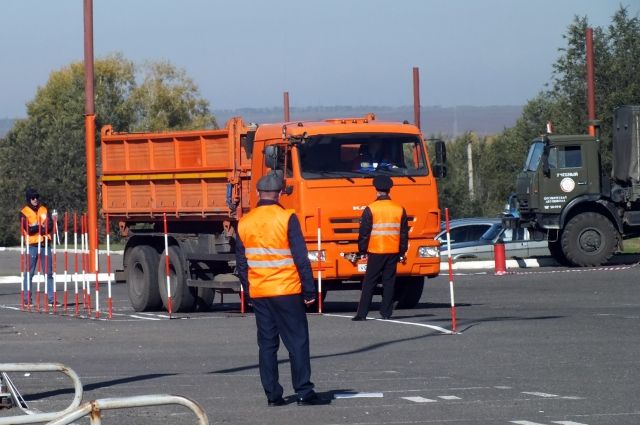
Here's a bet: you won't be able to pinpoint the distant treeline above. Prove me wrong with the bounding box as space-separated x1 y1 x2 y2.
213 105 523 138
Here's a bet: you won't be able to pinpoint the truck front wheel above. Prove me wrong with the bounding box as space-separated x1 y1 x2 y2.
127 245 163 312
561 212 618 267
393 277 424 309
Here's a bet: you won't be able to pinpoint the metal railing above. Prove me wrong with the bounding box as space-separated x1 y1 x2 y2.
46 394 209 425
0 363 83 425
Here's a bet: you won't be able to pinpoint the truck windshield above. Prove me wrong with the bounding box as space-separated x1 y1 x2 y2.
297 133 428 179
523 141 545 172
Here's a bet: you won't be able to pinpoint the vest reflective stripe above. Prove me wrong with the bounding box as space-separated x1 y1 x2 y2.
367 200 403 254
238 204 302 298
21 205 50 245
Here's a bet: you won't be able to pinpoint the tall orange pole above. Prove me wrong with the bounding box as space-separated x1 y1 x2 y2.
283 91 290 122
84 0 98 272
413 67 421 130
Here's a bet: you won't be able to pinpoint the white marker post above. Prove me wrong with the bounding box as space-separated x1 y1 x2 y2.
163 213 173 318
444 208 457 333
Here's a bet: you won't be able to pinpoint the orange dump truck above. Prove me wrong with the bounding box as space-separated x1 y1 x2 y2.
101 114 446 312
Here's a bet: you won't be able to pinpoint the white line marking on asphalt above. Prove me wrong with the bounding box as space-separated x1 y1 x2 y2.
495 385 512 389
129 315 163 321
325 313 453 334
437 395 461 400
551 421 589 425
402 396 437 403
510 421 547 425
334 392 384 398
522 391 559 398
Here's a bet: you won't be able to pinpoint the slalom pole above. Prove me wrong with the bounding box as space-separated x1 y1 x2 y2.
26 222 32 311
444 208 457 333
20 218 25 310
94 226 100 319
317 207 323 314
44 217 50 313
73 212 80 316
63 212 69 314
105 214 113 319
163 213 173 318
84 214 92 315
80 215 86 311
52 216 58 313
36 219 42 312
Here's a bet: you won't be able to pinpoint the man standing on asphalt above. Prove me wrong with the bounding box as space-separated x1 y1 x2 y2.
353 175 409 321
236 172 331 407
20 187 55 306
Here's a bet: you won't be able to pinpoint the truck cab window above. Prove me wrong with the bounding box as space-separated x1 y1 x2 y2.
559 146 581 168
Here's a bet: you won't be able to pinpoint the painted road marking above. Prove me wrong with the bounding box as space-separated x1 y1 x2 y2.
325 313 453 334
511 421 588 425
334 392 383 399
522 391 558 398
437 395 461 400
402 396 437 403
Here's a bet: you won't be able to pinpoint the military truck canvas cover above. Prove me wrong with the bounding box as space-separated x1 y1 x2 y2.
612 105 640 184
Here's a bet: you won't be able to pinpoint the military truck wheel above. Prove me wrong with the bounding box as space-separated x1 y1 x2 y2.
393 277 424 309
548 239 570 266
158 246 197 312
196 287 215 311
561 212 618 267
127 245 162 312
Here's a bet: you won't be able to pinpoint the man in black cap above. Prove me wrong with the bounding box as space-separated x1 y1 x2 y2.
20 188 55 306
353 175 409 321
236 171 330 406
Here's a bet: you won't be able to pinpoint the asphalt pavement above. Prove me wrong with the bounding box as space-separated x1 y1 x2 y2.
1 252 639 425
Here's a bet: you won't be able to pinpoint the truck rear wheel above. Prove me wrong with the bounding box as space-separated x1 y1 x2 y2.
158 246 197 312
561 212 618 267
127 245 162 312
196 288 215 311
393 277 424 309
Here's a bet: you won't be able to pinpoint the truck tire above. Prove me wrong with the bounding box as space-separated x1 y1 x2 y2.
561 212 618 267
393 277 424 309
127 245 162 312
158 245 197 312
548 239 570 266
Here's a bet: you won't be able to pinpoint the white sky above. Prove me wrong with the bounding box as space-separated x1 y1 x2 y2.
0 0 633 117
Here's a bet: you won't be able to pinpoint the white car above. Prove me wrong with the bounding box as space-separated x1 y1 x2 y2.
436 218 550 260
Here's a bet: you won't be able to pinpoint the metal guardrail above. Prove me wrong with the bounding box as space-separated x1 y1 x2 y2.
0 363 83 425
46 394 209 425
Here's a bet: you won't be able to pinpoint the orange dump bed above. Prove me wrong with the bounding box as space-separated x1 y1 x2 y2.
100 118 250 219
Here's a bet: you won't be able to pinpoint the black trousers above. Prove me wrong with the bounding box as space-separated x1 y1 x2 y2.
251 294 315 401
355 253 399 318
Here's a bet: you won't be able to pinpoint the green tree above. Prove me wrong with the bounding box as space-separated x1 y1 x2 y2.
0 54 217 245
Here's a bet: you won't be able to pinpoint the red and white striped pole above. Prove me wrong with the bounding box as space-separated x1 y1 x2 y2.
44 216 50 313
84 214 92 314
73 212 80 316
25 218 32 311
52 216 58 313
105 214 113 319
36 219 42 312
444 208 457 333
163 213 173 318
20 217 25 310
94 226 100 319
63 212 69 314
316 207 323 314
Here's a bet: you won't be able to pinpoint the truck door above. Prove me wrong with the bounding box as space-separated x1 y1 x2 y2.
540 144 588 213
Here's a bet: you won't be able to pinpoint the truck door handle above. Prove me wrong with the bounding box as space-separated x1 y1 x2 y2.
577 181 588 185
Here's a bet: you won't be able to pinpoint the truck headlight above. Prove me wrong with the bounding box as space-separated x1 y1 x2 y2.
308 250 326 262
418 246 439 258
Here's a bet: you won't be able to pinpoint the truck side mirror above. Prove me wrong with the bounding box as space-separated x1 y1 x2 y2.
264 145 279 169
435 140 447 164
433 164 447 178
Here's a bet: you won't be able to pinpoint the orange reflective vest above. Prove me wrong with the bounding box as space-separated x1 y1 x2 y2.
21 205 51 245
367 199 404 254
238 204 302 298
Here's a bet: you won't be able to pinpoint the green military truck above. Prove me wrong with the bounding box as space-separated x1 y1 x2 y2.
505 105 640 266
